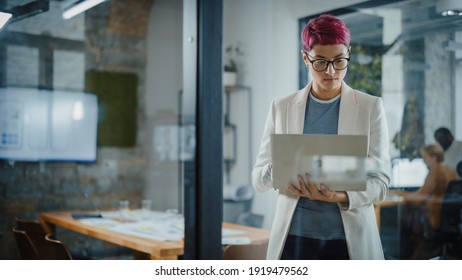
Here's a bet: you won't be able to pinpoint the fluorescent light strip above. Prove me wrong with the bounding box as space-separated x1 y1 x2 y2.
0 11 13 29
441 10 462 16
62 0 106 20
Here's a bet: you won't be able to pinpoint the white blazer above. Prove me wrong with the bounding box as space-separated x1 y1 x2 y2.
252 81 391 260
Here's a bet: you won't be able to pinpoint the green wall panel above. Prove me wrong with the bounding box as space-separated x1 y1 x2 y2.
85 70 138 147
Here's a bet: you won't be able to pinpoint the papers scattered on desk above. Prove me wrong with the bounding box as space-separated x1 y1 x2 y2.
100 209 177 222
222 236 252 245
79 218 121 229
111 220 184 241
222 228 246 236
100 211 122 220
78 210 253 243
222 229 251 245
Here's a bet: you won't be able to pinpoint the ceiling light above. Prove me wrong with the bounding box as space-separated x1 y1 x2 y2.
1 1 49 27
62 0 107 20
0 12 13 30
436 0 462 16
441 10 462 16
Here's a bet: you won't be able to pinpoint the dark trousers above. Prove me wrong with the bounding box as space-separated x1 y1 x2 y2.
280 234 350 260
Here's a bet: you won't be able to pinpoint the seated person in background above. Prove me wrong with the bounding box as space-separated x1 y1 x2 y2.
434 127 462 171
398 144 459 259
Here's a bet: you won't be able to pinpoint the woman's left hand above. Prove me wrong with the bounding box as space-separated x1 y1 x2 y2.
288 173 347 203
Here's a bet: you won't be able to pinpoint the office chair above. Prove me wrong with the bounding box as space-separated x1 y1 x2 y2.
456 160 462 177
222 241 268 260
44 234 74 260
12 228 41 260
436 179 462 259
15 217 52 259
404 179 462 259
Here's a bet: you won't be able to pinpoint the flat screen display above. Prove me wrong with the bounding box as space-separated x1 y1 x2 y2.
391 158 428 188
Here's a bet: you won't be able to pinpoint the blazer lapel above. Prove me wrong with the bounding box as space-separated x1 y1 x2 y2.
338 82 359 135
287 83 311 134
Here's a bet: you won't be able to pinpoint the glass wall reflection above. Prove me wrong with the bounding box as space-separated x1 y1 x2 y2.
0 0 188 260
297 0 462 260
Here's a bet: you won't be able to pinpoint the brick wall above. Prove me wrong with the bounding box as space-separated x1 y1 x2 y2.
0 0 155 259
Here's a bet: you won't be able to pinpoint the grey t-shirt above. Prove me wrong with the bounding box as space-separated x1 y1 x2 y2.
288 92 346 240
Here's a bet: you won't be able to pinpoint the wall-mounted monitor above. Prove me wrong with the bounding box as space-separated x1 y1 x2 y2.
0 87 98 161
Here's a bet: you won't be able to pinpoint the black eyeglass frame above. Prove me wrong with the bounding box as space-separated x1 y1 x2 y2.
302 50 351 72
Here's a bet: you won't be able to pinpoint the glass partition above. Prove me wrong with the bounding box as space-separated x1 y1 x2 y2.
0 0 192 260
299 0 462 260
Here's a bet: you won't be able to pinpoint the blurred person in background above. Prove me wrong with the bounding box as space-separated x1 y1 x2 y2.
434 127 462 171
398 144 459 259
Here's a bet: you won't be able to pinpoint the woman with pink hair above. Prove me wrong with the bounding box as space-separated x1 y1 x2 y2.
252 14 391 259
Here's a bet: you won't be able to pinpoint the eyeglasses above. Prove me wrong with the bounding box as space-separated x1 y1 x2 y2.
302 50 350 72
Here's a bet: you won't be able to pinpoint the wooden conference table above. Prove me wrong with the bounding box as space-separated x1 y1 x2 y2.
39 210 270 260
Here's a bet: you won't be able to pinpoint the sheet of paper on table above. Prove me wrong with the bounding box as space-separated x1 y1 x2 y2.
78 210 251 243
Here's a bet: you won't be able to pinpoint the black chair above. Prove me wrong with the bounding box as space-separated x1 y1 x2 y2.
44 234 74 260
436 179 462 259
15 217 52 259
456 160 462 177
12 228 41 260
401 179 462 259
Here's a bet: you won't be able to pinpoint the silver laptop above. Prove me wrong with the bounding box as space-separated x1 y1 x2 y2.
271 134 369 191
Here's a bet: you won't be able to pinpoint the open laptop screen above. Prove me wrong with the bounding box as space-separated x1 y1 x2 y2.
271 134 370 191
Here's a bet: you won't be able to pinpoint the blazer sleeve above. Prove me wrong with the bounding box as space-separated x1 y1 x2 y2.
341 97 391 210
251 100 276 192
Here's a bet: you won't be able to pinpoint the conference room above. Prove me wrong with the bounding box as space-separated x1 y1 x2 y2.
1 0 462 261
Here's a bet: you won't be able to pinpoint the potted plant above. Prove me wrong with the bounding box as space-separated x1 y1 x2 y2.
223 42 243 86
223 59 237 86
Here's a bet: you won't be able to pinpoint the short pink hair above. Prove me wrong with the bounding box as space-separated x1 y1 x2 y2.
301 14 351 51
